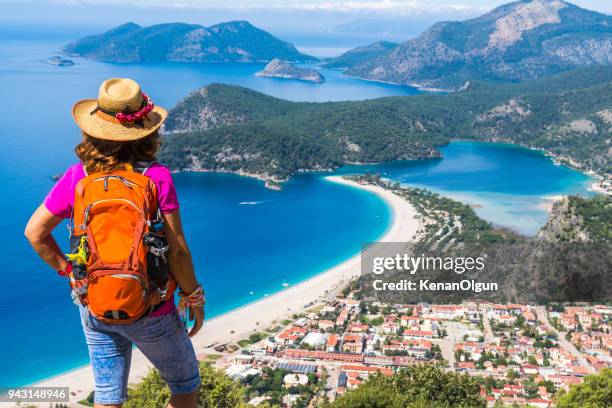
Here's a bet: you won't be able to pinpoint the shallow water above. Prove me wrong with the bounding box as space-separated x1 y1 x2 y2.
338 141 594 235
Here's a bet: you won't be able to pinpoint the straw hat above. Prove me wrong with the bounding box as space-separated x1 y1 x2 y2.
72 78 167 141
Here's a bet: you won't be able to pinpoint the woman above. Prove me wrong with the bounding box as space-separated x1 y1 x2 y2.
25 78 204 408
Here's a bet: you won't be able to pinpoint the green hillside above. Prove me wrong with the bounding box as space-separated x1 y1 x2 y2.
160 66 612 182
322 41 398 69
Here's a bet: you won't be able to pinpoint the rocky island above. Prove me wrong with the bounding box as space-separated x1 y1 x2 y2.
47 56 74 66
256 59 325 83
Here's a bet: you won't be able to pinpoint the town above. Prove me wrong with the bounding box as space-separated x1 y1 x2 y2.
199 292 610 407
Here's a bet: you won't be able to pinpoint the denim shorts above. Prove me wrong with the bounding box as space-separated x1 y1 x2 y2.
78 304 201 405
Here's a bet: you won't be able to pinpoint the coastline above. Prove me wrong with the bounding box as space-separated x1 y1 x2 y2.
475 138 609 191
538 195 565 213
29 175 420 406
590 181 611 196
339 72 446 93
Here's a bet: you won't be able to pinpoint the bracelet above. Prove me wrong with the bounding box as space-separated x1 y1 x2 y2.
57 262 72 277
178 285 205 317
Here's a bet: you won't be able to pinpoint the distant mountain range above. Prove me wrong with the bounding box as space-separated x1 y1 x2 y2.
64 21 315 63
340 0 612 90
159 65 612 183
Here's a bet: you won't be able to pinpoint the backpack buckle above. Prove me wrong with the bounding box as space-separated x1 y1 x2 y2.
149 244 169 260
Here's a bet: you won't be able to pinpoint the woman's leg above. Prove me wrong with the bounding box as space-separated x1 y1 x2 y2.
124 311 201 408
79 305 132 407
168 391 198 408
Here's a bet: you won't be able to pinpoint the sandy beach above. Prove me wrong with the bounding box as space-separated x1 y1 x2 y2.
537 195 565 212
590 181 611 196
27 176 420 407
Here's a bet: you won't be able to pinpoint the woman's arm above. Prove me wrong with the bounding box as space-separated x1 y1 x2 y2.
25 204 68 273
163 210 204 337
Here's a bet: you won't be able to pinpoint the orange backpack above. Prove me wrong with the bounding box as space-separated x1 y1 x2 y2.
70 166 176 324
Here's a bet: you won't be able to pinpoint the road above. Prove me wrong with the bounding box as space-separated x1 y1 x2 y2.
534 306 595 374
481 307 495 344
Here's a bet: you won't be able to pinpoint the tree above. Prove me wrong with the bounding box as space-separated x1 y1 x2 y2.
124 369 170 408
124 363 247 408
538 380 555 394
506 368 519 380
324 364 485 408
556 368 611 408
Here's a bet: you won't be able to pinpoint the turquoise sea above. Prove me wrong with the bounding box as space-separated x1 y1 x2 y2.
338 141 595 235
0 27 593 386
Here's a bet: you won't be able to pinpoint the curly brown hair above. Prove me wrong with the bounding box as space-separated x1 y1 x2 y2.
76 131 161 174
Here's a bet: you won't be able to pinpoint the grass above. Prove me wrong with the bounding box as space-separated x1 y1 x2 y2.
201 353 223 361
305 305 324 314
238 332 268 348
78 391 95 406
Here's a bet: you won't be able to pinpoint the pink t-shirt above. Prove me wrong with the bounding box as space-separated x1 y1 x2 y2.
44 162 178 317
44 162 179 218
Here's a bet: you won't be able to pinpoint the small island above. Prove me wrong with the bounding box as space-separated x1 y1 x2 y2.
47 56 75 66
256 59 325 83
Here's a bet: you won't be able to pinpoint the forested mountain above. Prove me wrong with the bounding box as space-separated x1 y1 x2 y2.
539 195 612 242
64 21 315 63
339 0 612 90
159 66 612 183
322 41 398 69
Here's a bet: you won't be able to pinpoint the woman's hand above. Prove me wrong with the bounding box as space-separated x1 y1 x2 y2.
163 210 205 338
188 304 205 337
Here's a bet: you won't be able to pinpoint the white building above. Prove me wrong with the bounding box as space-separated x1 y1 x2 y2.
301 332 327 348
283 373 309 387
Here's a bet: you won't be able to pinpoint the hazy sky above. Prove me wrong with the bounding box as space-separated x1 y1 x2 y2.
24 0 610 14
2 0 610 44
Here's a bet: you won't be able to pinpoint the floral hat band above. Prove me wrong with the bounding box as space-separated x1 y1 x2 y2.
91 92 155 124
72 78 168 142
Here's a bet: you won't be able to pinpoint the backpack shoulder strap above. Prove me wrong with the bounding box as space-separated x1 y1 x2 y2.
132 161 161 220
